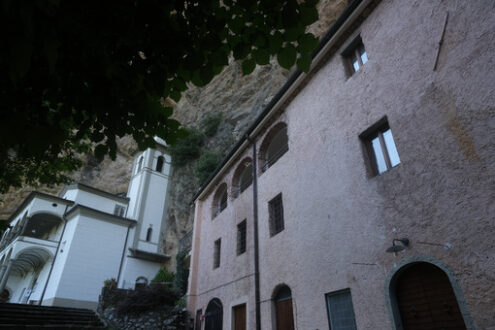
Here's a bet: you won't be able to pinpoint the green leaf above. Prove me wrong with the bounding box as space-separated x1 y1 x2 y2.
277 45 297 69
296 53 312 73
94 144 107 160
253 34 266 48
285 24 305 41
297 33 319 52
253 49 270 65
268 31 283 54
170 90 181 102
299 6 319 25
242 58 256 75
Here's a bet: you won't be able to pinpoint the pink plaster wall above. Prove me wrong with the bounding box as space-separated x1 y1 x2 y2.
188 0 495 329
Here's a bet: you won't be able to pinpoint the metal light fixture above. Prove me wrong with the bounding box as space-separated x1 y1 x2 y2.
386 237 410 253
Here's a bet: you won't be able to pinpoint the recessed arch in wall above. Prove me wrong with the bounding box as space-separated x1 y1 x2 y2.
232 157 253 198
205 297 223 330
386 256 475 330
212 183 228 218
272 284 295 330
259 122 288 173
156 155 164 172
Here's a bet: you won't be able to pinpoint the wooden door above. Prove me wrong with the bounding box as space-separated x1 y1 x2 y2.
396 263 466 330
233 304 246 330
205 298 223 330
275 298 295 330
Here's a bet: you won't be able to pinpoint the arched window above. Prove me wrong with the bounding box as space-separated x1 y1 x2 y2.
146 227 152 242
260 122 288 172
136 156 144 173
212 183 228 218
232 158 253 198
135 276 148 290
273 284 294 330
205 298 223 330
390 262 467 329
156 156 164 172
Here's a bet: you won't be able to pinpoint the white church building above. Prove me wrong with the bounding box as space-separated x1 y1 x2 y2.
0 142 172 309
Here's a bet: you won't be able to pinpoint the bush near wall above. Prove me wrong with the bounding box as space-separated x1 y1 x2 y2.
194 151 222 184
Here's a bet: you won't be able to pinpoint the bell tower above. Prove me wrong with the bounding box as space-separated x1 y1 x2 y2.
125 140 172 254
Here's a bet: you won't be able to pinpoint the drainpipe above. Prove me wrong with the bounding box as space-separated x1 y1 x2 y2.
39 204 70 305
246 134 261 330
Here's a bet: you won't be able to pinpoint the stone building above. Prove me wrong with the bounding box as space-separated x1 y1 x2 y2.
0 143 172 309
187 0 495 329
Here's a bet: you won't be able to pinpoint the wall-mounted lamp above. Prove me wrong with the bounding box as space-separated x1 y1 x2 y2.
386 237 409 253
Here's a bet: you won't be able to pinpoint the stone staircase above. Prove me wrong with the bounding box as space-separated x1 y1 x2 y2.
0 303 106 329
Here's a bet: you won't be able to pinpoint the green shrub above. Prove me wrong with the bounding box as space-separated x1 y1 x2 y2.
168 128 205 166
153 267 175 283
194 151 222 184
103 278 117 288
115 284 179 315
201 112 222 137
174 251 189 296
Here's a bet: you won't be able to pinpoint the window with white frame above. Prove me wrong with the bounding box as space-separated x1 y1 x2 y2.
342 35 368 76
360 118 400 175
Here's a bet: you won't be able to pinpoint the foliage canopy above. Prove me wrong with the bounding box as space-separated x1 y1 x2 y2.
0 0 319 193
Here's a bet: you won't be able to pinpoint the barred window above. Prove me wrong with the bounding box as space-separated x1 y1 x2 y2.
326 289 358 330
237 220 247 255
213 238 221 269
269 194 284 236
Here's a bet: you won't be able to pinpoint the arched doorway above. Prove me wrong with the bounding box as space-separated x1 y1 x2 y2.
392 262 466 330
273 285 294 330
205 298 223 330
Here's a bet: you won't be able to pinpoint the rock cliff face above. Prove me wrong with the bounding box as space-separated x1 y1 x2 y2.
0 0 348 269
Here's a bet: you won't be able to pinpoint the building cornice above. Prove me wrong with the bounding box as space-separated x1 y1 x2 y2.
191 0 377 202
64 204 136 226
59 182 130 203
7 192 74 224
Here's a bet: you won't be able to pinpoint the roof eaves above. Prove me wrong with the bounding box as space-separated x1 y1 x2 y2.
7 192 74 223
190 0 368 203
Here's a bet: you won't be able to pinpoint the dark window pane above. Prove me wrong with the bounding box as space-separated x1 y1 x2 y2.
213 239 221 268
326 290 358 330
237 221 247 255
269 194 284 236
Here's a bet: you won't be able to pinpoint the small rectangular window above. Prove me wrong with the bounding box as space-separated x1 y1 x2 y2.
360 118 401 175
114 205 125 217
269 194 284 236
342 36 368 76
326 289 358 330
213 238 221 269
237 220 247 255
